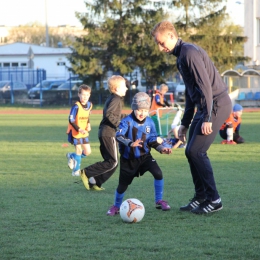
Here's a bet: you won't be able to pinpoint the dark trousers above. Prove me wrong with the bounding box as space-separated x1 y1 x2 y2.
185 96 232 201
84 136 118 187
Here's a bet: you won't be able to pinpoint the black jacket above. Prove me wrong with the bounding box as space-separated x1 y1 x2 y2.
172 39 228 128
98 93 125 137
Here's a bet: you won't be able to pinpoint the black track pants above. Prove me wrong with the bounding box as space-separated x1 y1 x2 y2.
185 97 232 201
83 136 118 187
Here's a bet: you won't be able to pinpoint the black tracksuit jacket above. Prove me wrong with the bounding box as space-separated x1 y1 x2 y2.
98 93 125 137
172 39 228 128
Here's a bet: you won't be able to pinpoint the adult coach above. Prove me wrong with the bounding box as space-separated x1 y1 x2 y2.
151 21 232 214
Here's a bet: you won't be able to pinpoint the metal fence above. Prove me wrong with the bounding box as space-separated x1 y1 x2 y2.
0 70 139 107
0 68 46 90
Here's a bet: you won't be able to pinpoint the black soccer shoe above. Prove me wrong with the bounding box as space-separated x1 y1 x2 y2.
191 200 223 214
180 197 205 211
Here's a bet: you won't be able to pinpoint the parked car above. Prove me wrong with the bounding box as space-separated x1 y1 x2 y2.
174 82 186 102
55 80 83 100
0 80 27 99
166 81 178 93
56 80 83 91
27 79 66 98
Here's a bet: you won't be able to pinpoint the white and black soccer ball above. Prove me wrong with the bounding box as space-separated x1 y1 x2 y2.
120 198 145 223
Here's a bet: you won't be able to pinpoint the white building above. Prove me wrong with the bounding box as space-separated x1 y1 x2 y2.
244 0 260 69
0 42 72 79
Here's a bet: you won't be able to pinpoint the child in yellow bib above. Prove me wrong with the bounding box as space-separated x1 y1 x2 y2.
66 85 92 176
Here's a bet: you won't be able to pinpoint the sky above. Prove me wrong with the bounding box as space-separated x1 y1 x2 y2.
0 0 86 27
0 0 244 27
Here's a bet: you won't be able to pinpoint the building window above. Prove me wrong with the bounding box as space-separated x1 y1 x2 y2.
57 62 66 66
3 62 10 67
11 62 19 67
21 63 27 67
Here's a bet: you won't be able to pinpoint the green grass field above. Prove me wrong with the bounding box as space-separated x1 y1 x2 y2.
1 109 260 260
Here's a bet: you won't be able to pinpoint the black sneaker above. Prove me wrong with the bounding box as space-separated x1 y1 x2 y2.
191 200 223 214
180 197 205 211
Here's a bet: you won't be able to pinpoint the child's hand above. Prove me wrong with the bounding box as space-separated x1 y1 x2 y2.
131 139 143 148
161 148 172 155
79 128 86 134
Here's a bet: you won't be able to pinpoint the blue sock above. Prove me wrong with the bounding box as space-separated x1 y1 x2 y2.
114 190 125 208
74 154 81 171
70 152 76 159
154 179 164 203
81 152 87 158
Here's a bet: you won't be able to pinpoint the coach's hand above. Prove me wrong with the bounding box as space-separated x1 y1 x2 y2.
201 122 213 135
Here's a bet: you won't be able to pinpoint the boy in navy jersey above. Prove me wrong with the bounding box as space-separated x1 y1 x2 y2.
107 92 172 216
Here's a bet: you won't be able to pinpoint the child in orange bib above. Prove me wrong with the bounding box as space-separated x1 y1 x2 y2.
66 85 92 176
219 104 244 144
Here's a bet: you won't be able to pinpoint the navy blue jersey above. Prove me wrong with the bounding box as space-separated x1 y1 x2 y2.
116 112 162 159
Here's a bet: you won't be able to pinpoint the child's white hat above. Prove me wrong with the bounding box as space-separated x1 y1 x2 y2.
131 92 151 110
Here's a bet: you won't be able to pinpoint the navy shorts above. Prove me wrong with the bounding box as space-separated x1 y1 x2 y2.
119 154 163 186
68 130 90 145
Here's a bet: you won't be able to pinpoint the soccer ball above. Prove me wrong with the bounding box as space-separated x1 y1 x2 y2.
120 198 145 223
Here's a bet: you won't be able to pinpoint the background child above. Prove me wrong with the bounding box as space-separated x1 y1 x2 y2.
167 103 185 148
80 75 128 191
107 92 172 216
66 85 92 176
150 83 171 133
219 104 245 144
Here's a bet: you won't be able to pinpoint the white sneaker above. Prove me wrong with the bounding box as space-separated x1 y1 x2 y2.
66 153 74 170
72 170 80 177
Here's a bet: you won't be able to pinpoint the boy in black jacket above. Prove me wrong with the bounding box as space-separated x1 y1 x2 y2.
80 75 128 191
